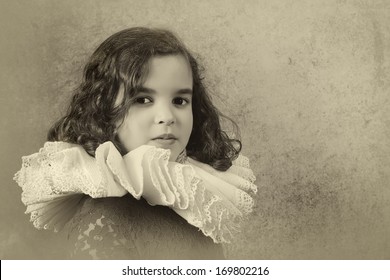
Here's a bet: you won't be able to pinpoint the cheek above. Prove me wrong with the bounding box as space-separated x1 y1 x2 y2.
117 113 149 151
116 122 132 151
182 109 193 138
188 114 193 133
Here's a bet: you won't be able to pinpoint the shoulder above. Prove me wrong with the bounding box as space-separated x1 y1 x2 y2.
66 195 140 259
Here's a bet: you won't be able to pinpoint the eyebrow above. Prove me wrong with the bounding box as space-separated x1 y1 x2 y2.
138 86 193 95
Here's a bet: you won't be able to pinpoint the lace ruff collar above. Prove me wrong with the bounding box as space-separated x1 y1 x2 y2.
14 141 257 243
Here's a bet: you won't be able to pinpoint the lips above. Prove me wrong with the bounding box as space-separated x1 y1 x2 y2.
151 134 177 147
152 133 177 140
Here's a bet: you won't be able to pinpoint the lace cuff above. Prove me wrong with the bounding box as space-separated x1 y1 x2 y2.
14 141 257 243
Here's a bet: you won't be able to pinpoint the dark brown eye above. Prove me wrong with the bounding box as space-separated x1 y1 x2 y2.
134 97 152 104
172 97 189 106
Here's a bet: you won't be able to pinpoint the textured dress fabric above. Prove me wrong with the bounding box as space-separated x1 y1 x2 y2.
14 141 257 259
66 194 224 259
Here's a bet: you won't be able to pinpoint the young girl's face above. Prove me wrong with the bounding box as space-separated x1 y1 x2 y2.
117 55 193 161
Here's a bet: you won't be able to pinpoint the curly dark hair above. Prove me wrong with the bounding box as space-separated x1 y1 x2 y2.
48 27 241 171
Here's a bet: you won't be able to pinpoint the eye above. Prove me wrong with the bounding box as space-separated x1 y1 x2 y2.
134 97 152 104
172 97 190 106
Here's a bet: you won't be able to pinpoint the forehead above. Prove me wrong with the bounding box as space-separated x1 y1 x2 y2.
115 55 193 106
143 55 193 89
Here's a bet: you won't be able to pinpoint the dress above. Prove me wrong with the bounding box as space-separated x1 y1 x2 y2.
14 141 257 259
67 195 224 259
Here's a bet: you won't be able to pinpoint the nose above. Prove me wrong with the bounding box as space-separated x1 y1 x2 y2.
154 104 175 126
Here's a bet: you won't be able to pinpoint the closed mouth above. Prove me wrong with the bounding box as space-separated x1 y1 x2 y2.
152 134 177 140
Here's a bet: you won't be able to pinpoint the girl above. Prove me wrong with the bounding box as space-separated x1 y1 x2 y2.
14 27 257 259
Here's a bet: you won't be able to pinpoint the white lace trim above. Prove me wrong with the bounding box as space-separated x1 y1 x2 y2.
14 141 257 243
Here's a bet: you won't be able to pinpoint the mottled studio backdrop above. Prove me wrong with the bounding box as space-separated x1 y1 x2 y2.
1 0 389 259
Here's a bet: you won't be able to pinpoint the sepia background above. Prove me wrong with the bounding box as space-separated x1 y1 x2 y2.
1 0 389 259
